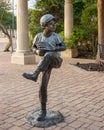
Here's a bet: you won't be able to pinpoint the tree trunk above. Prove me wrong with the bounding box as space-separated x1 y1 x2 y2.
0 21 12 52
96 0 104 61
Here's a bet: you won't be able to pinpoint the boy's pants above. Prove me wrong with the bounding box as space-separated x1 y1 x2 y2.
38 52 63 104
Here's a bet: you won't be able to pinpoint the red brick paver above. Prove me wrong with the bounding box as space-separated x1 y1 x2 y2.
1 52 104 130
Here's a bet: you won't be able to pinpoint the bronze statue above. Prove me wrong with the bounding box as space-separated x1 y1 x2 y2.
22 14 66 121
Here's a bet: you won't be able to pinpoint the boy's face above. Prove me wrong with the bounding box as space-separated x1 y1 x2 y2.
45 20 56 32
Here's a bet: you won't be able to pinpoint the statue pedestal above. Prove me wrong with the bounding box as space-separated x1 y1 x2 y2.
25 109 64 128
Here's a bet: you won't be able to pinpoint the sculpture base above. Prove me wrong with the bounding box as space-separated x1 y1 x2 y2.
25 109 64 128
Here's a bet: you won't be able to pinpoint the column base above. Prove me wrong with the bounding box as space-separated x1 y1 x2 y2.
11 52 36 65
62 49 78 58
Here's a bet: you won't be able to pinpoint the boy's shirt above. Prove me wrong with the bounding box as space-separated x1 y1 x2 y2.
32 32 63 57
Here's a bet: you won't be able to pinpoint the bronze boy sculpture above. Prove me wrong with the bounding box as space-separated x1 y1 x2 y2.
22 14 66 121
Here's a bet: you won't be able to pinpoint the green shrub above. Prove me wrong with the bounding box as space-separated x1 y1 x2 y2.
59 30 78 49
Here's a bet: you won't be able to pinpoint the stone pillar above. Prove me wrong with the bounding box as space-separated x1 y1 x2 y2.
11 0 35 65
96 0 104 61
64 0 73 39
98 0 104 44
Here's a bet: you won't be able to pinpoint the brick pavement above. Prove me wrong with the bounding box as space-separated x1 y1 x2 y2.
1 52 104 130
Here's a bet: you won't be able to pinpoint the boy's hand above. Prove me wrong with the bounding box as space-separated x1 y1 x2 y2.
33 49 46 56
35 50 40 55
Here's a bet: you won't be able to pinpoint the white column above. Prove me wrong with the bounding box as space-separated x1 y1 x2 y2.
96 0 104 61
16 0 30 52
64 0 73 39
98 0 104 44
11 0 35 65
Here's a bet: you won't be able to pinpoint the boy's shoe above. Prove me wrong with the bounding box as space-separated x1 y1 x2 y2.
22 73 38 82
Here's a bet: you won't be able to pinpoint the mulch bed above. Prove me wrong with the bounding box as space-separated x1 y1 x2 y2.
74 62 104 71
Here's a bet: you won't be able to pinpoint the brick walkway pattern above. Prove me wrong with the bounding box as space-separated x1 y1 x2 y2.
1 52 104 130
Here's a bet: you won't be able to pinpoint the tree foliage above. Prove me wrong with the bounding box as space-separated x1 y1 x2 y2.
0 0 11 17
0 0 16 51
0 0 16 29
68 0 98 58
71 0 97 43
